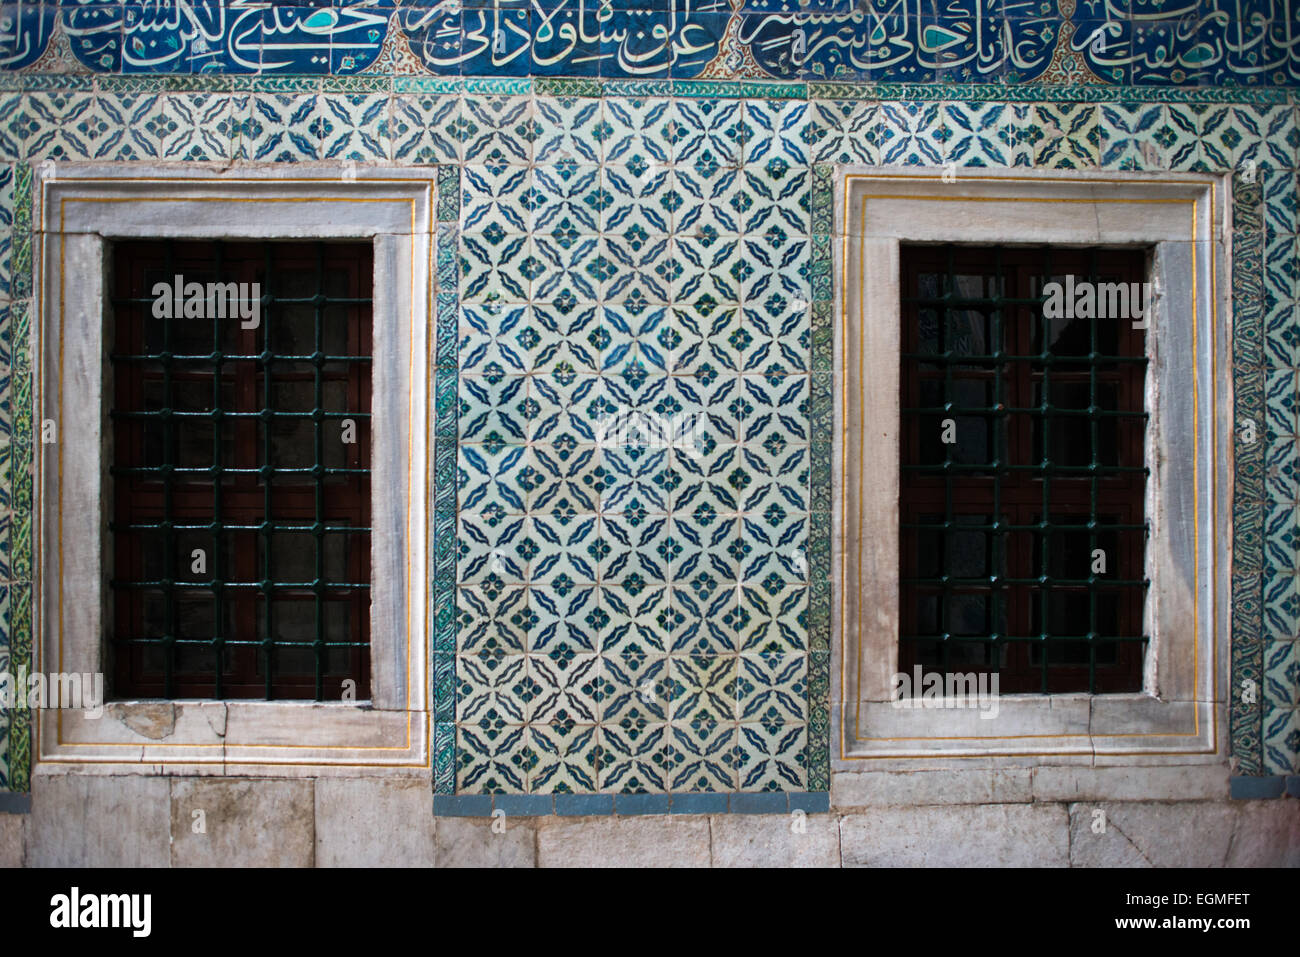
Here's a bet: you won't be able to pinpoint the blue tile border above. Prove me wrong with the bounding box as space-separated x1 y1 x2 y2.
1287 776 1300 799
431 165 460 796
669 793 729 815
615 794 671 815
493 794 556 816
1228 775 1287 800
554 794 615 816
0 791 30 814
728 792 791 815
789 791 831 814
432 791 832 816
432 794 494 817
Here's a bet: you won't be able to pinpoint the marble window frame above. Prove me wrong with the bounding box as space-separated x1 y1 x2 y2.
834 169 1231 767
32 165 433 775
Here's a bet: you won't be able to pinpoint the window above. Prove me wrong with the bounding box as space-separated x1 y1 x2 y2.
36 167 431 770
839 170 1226 761
898 245 1148 694
109 241 373 700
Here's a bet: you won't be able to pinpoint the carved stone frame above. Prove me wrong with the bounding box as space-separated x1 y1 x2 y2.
834 169 1231 767
34 165 433 775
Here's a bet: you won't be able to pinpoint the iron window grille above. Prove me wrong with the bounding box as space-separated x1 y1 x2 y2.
109 240 373 701
899 244 1149 694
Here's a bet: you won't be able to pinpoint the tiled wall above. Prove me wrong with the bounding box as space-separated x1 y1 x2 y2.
0 0 1297 797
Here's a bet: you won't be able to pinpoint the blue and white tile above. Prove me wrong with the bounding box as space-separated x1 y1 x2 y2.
461 94 534 164
602 96 672 167
874 101 946 166
534 95 606 165
807 100 880 166
391 94 463 164
743 98 811 167
668 98 746 167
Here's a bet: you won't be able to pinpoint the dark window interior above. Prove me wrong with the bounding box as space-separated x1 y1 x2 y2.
899 244 1149 694
109 240 373 700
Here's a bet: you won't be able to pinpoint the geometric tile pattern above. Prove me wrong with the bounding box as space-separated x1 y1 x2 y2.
0 74 1296 792
446 95 825 796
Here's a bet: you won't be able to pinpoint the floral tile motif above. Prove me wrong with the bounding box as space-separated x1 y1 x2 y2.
1029 103 1101 169
447 96 825 800
806 101 880 166
461 95 534 165
943 102 1031 167
1098 103 1171 170
1200 104 1297 172
874 101 946 166
317 93 392 162
1262 702 1300 775
392 95 462 164
235 94 320 162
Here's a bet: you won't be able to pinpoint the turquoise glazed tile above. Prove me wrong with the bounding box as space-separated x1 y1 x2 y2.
529 722 604 793
1098 102 1169 170
743 99 811 167
0 94 20 162
1029 103 1101 169
944 101 1032 167
736 717 807 791
668 97 745 167
1262 557 1300 640
1264 367 1299 441
1200 104 1295 171
1264 639 1300 710
875 101 946 166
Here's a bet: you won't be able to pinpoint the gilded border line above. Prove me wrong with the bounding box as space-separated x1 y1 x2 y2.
838 172 1224 760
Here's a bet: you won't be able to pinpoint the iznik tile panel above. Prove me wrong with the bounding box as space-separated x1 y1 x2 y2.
0 2 1296 797
440 95 832 796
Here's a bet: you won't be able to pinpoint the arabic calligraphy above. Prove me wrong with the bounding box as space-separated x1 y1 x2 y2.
741 0 1067 82
398 0 730 78
63 0 395 74
0 0 1295 84
0 1 54 70
1072 0 1298 84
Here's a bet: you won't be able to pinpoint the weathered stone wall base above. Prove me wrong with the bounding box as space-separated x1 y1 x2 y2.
2 772 1296 867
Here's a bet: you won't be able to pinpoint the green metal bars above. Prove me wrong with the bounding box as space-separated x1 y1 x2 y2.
108 240 374 701
898 244 1150 694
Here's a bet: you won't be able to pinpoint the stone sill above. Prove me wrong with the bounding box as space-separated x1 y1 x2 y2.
433 792 832 817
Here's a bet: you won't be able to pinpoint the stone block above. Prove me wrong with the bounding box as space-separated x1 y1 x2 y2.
170 778 314 867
